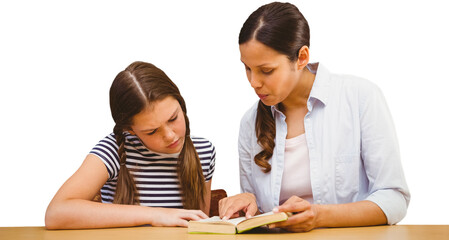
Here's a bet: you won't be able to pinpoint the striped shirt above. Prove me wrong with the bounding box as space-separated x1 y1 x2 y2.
89 133 216 208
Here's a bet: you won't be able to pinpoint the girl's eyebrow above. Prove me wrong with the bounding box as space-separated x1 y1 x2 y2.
141 108 179 132
169 108 180 120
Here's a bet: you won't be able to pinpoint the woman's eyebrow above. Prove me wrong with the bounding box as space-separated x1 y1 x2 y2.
241 60 274 68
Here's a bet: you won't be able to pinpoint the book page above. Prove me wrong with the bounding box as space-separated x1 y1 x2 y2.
195 216 223 223
251 211 275 218
223 211 277 225
194 211 277 225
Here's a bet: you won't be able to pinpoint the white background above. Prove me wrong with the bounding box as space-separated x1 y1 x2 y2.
1 0 448 227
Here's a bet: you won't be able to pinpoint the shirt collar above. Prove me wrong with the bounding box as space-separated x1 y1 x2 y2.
307 62 330 107
270 62 331 115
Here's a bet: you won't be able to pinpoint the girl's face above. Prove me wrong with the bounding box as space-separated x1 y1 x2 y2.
129 96 186 154
239 39 302 106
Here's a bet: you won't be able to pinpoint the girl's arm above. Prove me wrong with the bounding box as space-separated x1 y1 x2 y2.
270 196 386 232
201 179 212 216
45 154 207 229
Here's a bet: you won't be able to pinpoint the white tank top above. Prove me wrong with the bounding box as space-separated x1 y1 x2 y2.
279 133 313 205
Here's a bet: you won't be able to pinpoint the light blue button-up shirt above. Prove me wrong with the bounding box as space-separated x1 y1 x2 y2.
238 63 410 225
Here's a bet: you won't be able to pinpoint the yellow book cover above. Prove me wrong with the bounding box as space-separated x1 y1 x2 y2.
188 211 290 234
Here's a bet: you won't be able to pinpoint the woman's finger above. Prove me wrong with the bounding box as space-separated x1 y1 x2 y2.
275 196 310 213
271 210 314 228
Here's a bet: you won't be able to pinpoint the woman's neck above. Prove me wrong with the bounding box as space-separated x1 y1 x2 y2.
280 67 315 113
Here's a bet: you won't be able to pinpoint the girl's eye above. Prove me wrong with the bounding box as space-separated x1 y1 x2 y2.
168 116 178 122
147 129 157 135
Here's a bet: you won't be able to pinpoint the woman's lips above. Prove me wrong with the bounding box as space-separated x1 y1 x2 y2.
257 94 268 100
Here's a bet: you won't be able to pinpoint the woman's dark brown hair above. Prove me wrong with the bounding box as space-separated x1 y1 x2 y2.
109 61 205 209
239 2 310 172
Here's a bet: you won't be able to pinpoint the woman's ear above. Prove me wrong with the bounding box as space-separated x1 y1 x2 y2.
296 45 310 70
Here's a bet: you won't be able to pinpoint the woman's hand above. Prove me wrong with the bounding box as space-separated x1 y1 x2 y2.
219 193 258 220
149 208 208 227
269 196 320 232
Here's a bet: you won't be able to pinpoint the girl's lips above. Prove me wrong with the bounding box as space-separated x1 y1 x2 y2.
168 139 180 148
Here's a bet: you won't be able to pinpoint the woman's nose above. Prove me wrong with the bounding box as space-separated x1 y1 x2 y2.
249 74 262 89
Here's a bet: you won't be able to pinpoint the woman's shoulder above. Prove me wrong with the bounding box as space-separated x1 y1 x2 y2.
240 101 259 123
326 69 383 101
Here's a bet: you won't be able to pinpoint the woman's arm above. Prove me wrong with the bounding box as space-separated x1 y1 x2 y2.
270 196 386 232
45 154 207 229
357 81 410 224
219 105 260 220
315 200 386 227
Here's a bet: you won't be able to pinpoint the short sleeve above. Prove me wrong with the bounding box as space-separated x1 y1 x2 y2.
89 133 120 181
192 136 216 182
205 144 216 181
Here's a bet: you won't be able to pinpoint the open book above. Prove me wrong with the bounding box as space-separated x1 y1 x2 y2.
188 211 290 234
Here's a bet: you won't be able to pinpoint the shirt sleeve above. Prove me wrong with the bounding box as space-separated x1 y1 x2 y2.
89 134 120 181
193 136 216 182
358 82 410 224
205 143 216 182
238 106 257 195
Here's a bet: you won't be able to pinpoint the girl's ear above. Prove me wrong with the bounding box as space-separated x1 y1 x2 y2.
296 45 310 70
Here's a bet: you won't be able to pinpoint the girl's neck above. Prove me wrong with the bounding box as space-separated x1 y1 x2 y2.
280 67 315 113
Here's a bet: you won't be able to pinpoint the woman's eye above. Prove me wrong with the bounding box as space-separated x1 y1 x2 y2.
261 68 273 74
168 116 178 122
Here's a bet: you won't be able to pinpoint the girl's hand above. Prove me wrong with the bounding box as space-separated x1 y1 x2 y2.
269 196 320 232
150 208 208 227
218 193 258 220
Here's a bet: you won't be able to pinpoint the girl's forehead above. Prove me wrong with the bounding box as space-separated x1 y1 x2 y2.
132 96 180 129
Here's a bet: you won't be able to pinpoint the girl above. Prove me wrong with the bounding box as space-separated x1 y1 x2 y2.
219 2 410 232
45 61 215 229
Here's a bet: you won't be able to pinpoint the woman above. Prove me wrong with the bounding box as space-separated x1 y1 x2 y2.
45 61 215 229
219 2 410 232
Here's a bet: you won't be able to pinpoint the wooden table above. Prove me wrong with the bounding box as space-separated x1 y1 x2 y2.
1 225 448 240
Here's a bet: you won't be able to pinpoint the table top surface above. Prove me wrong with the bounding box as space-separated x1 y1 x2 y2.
1 225 448 240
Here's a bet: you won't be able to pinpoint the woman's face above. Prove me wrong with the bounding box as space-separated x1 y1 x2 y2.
129 96 186 154
239 39 302 106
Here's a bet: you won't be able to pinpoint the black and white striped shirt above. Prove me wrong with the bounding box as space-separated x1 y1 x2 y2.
89 133 215 208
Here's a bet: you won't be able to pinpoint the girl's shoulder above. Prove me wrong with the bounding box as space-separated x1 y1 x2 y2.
190 136 214 149
94 133 118 149
190 136 216 162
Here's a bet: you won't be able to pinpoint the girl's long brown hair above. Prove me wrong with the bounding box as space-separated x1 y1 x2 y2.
239 2 310 172
109 61 205 209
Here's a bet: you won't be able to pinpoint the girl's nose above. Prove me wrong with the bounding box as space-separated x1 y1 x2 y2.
162 127 176 142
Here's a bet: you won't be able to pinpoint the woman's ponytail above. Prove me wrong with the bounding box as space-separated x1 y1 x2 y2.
254 100 275 173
